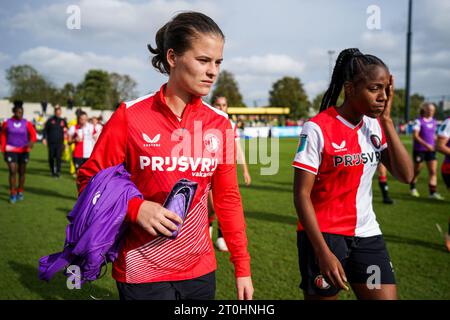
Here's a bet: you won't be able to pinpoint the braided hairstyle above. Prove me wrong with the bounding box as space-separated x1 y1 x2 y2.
320 48 388 112
12 100 23 113
148 12 225 75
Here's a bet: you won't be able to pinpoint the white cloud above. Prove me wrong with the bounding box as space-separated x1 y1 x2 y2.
9 0 220 43
0 52 10 64
226 54 305 76
16 46 159 95
3 0 450 106
305 80 328 99
360 31 402 53
0 52 12 98
412 50 450 70
416 0 450 50
223 54 307 106
0 70 8 98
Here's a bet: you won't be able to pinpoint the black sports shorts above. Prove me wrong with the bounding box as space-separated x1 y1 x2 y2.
73 157 88 170
297 232 395 297
116 271 216 300
442 172 450 188
413 151 436 163
4 152 29 164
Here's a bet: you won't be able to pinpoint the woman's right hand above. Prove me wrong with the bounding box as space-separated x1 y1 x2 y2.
425 143 435 152
135 200 183 237
316 249 349 291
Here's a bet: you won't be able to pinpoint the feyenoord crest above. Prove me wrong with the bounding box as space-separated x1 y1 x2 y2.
314 275 331 290
370 134 381 149
204 133 219 153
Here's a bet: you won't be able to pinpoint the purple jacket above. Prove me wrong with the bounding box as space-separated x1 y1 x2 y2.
38 163 143 283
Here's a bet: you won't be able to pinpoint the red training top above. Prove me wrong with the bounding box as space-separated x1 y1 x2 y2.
77 84 251 283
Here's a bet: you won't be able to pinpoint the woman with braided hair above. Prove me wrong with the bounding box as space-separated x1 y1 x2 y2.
1 101 37 203
292 48 413 300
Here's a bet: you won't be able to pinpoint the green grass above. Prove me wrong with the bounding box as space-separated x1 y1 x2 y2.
0 136 449 300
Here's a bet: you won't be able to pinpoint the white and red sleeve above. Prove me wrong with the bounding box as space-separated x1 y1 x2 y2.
211 120 250 278
1 121 7 153
26 121 37 143
438 118 450 139
76 103 143 222
376 118 388 151
292 121 324 175
68 125 76 137
230 120 240 141
412 119 421 132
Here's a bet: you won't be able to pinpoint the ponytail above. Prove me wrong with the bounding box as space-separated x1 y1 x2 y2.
148 23 170 74
148 12 224 75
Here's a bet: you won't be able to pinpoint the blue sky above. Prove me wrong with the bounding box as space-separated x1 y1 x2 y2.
1 0 449 106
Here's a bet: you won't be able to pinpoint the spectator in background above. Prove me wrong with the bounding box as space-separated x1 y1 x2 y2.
410 103 444 200
33 113 45 141
90 116 103 141
68 111 95 175
67 108 83 176
41 101 48 116
399 121 406 135
208 95 252 252
377 163 394 204
67 98 74 110
1 101 37 203
43 105 67 178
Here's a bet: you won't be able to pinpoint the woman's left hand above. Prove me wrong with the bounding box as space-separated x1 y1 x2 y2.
243 172 252 186
236 276 254 300
381 75 394 122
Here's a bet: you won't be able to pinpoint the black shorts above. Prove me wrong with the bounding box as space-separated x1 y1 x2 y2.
297 232 395 297
116 271 216 300
442 173 450 188
413 151 436 163
73 157 88 170
3 152 29 164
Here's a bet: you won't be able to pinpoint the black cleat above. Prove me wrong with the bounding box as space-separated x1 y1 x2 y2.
383 197 394 205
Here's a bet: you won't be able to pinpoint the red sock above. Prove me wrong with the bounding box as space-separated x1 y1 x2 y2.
208 214 216 225
429 184 437 195
17 188 24 193
378 176 387 183
10 188 16 196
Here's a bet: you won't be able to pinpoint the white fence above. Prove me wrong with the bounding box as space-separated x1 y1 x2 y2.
0 100 114 123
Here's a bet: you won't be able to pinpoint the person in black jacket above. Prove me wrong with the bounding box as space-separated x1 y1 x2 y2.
43 105 67 177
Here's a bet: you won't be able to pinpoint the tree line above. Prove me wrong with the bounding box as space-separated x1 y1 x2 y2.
5 65 138 110
5 64 424 119
210 70 424 121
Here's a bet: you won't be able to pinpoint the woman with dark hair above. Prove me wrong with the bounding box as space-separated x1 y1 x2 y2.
77 12 253 300
292 48 413 300
1 101 37 203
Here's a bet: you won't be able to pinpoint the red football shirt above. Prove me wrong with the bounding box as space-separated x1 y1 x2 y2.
77 84 251 283
292 107 387 237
